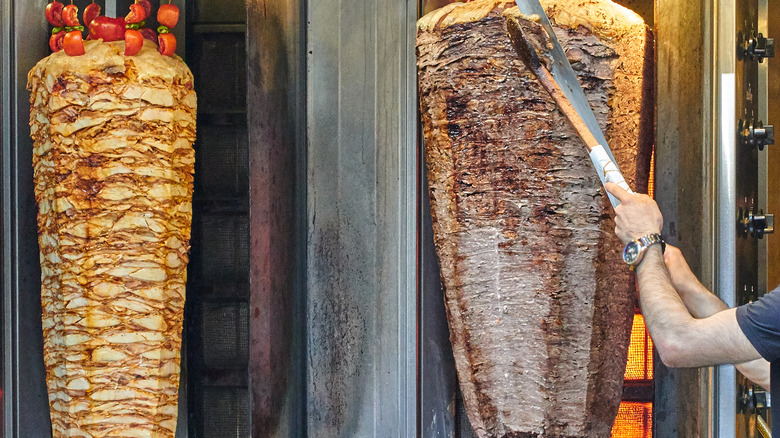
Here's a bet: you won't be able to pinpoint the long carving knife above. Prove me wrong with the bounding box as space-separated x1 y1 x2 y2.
509 1 632 207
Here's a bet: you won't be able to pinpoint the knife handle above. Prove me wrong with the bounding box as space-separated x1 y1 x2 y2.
588 145 633 208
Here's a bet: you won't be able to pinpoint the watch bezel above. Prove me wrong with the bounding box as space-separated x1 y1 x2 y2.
622 240 642 265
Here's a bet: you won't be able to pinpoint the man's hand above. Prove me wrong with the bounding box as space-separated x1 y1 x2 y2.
604 182 663 244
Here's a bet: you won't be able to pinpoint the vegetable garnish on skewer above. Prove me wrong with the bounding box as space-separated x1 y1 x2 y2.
44 0 180 57
62 30 85 56
156 1 179 56
126 3 149 24
83 2 100 27
157 3 180 28
49 31 65 52
124 29 144 56
45 1 64 26
61 3 79 27
158 33 177 56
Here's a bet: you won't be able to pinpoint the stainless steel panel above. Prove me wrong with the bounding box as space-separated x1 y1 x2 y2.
246 0 307 436
655 0 716 435
305 0 417 435
2 1 55 436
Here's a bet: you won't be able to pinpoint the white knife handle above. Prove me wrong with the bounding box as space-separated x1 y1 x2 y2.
588 145 633 208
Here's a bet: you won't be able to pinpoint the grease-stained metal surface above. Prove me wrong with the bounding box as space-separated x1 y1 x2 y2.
3 0 59 436
305 0 418 435
653 1 712 435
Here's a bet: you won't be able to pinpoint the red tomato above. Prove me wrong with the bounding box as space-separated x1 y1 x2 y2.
126 3 148 24
157 4 180 29
83 3 100 26
139 27 157 42
124 30 144 56
158 33 176 56
62 4 79 27
45 2 64 27
63 30 85 56
49 31 65 52
137 0 152 18
88 16 126 41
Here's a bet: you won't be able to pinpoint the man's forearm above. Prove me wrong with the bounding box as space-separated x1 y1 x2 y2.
664 259 769 389
635 246 697 365
636 246 764 368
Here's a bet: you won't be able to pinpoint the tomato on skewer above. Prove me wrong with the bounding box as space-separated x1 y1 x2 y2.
49 31 65 52
63 30 85 56
139 27 157 42
124 30 144 56
83 2 100 27
157 4 180 29
137 0 153 19
45 2 65 27
62 4 80 27
126 3 148 24
158 33 176 56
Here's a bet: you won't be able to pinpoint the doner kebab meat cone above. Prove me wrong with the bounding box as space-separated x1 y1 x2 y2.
28 24 195 437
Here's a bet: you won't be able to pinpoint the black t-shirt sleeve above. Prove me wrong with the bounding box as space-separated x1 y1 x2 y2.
736 289 780 362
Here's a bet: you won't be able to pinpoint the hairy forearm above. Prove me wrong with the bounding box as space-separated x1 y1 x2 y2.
665 256 769 388
636 246 696 365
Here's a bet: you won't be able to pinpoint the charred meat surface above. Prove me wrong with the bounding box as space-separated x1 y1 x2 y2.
28 39 196 437
416 1 653 436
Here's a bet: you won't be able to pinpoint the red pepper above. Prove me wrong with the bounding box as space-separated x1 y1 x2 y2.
88 16 126 42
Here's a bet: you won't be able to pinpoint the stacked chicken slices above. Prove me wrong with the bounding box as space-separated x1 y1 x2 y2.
29 39 195 437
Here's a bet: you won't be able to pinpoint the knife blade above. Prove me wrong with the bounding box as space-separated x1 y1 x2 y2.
510 0 632 207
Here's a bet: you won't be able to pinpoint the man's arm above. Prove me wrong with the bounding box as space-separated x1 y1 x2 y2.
664 245 770 389
634 247 761 367
605 183 764 369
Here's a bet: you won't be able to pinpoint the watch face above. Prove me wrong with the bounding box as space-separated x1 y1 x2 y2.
623 241 641 264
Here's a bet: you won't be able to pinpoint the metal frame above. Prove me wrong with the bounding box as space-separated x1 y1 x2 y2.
713 0 769 435
247 0 420 435
2 1 54 436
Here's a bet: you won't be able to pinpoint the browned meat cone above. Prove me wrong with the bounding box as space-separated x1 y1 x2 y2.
417 1 653 437
28 39 196 437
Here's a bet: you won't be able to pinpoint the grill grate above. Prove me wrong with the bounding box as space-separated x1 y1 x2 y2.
198 215 249 282
201 387 250 438
195 126 249 199
202 302 250 370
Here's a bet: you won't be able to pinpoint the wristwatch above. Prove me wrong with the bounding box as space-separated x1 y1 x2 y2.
622 233 665 269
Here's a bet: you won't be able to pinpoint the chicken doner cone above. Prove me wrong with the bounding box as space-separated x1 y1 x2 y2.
28 2 195 435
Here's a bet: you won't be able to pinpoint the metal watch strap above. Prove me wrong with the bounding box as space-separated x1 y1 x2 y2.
637 233 665 254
